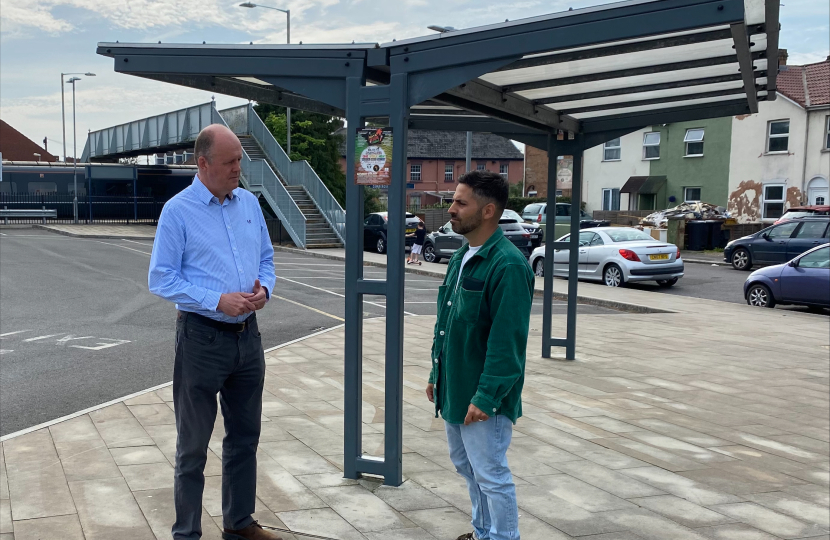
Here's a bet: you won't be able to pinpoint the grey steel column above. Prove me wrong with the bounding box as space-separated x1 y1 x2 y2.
465 131 472 172
541 135 556 358
343 76 365 480
383 72 408 486
565 139 585 360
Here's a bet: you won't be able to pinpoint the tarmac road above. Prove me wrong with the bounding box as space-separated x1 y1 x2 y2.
0 230 616 436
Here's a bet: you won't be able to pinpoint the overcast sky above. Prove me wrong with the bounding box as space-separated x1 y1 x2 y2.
2 0 827 160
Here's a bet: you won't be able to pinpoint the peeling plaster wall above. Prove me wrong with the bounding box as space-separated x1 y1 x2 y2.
728 97 808 223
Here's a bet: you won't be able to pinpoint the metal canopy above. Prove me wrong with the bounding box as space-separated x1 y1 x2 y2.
97 0 778 487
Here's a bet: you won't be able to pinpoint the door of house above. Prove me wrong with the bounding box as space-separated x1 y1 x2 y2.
808 177 829 205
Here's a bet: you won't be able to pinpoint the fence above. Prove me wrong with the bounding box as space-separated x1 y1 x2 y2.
0 193 164 224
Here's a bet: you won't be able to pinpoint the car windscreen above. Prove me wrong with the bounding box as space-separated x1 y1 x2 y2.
502 209 523 221
605 229 657 242
500 222 525 232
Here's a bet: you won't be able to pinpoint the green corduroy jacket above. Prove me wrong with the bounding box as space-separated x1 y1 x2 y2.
428 227 535 424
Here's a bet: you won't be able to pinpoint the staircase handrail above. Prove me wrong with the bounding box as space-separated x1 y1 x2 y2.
244 104 346 245
211 107 306 248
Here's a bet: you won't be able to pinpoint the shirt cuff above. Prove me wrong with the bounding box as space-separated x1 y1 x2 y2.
262 285 270 300
201 289 222 312
471 392 500 418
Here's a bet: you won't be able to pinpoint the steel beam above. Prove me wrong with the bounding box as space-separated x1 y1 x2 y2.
534 74 743 105
559 88 747 115
565 141 584 360
138 74 344 116
407 116 549 135
506 56 742 93
581 99 751 133
730 23 759 113
765 0 780 100
541 135 557 359
496 28 733 72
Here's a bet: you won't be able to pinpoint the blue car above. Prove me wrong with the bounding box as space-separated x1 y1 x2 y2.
744 244 830 310
724 217 829 270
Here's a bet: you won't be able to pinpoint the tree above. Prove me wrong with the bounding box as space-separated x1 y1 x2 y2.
254 103 346 208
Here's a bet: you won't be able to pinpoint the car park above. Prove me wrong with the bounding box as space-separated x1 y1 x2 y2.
363 211 423 254
744 244 830 310
724 217 829 270
502 209 543 248
422 219 532 263
528 227 684 287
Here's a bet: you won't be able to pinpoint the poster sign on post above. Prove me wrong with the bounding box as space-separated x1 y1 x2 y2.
355 127 393 186
556 155 573 191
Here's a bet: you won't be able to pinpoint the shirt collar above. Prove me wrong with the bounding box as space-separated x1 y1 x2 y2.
458 226 504 261
192 175 239 205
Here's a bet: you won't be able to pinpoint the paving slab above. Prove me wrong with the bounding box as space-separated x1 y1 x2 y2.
10 514 85 540
709 502 828 539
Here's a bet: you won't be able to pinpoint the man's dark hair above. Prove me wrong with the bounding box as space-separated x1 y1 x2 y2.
194 128 215 164
458 170 509 212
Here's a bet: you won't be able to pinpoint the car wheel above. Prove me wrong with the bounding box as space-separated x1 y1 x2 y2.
603 264 624 287
423 243 440 263
731 248 752 271
533 257 544 277
376 236 387 254
657 278 679 288
746 283 775 308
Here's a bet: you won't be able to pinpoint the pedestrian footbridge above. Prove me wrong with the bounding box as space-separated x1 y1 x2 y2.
80 102 344 249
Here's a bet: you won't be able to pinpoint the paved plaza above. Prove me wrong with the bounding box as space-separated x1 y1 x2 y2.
2 288 828 540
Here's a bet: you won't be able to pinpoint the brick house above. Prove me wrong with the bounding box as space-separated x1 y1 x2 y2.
0 120 56 162
337 129 524 207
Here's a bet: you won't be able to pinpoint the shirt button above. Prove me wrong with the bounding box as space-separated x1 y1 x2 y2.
439 331 445 336
433 358 438 363
447 301 452 306
492 408 497 412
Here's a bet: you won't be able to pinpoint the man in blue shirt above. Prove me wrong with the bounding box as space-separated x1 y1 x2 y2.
149 124 279 540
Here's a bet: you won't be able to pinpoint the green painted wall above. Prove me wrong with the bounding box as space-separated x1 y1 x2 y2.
647 117 732 209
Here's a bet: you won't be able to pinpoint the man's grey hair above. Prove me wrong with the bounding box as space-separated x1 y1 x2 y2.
194 128 215 164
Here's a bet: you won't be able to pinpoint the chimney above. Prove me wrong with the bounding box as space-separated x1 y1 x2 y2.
778 49 788 66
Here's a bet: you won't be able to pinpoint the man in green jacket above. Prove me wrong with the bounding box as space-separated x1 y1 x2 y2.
426 170 534 540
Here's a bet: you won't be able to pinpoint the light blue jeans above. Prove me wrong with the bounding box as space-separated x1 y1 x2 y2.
445 415 520 540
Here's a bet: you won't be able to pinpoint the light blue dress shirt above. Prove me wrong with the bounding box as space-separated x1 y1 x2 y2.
148 176 276 323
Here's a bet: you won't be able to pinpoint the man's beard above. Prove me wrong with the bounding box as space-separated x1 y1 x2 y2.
450 209 483 235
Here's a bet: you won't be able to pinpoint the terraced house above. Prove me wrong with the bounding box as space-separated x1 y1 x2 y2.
527 52 830 224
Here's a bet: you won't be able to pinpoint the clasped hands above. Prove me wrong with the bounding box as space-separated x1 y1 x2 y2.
218 279 267 317
425 383 489 425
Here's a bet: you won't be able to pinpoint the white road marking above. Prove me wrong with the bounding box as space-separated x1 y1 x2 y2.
22 334 62 342
277 276 417 316
273 262 344 267
271 295 344 321
55 335 94 344
97 240 152 256
0 349 13 354
71 338 131 351
0 232 6 236
122 239 154 246
0 330 30 338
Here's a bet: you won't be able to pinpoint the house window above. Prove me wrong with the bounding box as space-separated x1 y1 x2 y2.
602 188 620 211
444 163 454 183
642 132 660 159
409 195 421 209
684 128 704 156
556 190 563 197
500 164 508 179
684 187 702 203
763 184 786 219
825 116 830 149
410 164 421 183
767 120 790 153
476 163 486 171
603 138 621 161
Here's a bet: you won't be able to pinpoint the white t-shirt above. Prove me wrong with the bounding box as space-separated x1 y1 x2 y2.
456 245 481 290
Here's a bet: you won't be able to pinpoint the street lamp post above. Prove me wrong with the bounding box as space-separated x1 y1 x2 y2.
61 72 95 162
67 77 81 223
240 2 291 155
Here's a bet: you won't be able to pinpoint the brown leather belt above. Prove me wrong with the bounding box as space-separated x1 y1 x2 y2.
179 311 254 333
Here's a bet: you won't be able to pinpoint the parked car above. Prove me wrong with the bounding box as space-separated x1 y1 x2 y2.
502 209 543 248
528 227 684 287
774 205 830 224
520 202 608 240
422 219 532 263
724 217 829 271
363 211 423 254
744 244 830 310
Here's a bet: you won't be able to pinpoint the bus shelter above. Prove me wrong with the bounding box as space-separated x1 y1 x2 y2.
98 0 778 486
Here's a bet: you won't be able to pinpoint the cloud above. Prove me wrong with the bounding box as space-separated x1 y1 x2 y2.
0 1 74 36
788 51 830 65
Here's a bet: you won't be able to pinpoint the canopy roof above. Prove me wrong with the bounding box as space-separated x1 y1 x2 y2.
98 0 778 146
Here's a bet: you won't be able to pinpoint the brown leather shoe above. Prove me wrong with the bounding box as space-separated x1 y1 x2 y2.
222 521 284 540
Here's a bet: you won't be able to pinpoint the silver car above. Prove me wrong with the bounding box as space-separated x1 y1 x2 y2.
528 227 684 287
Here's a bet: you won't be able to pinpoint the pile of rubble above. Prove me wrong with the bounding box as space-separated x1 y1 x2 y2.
641 202 730 227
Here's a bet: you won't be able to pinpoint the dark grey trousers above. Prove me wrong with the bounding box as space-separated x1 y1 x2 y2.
172 312 265 540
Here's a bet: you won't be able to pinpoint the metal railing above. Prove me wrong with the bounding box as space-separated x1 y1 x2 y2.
232 104 346 245
0 193 164 224
210 107 306 248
